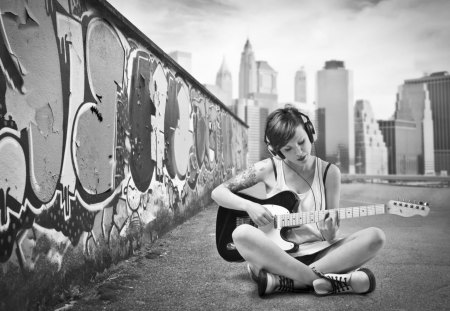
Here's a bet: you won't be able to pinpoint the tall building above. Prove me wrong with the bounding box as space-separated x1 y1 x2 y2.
169 51 192 74
402 72 449 175
237 39 279 163
395 82 435 174
378 91 420 175
316 60 355 173
205 57 233 108
254 61 278 112
239 39 257 99
215 57 233 107
378 120 418 175
294 67 307 103
236 98 268 165
354 100 388 175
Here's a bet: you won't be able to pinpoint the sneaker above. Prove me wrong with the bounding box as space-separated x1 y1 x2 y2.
312 267 376 295
258 270 310 297
258 270 283 297
247 264 259 282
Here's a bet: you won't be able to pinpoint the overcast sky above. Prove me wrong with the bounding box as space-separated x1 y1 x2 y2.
107 0 450 119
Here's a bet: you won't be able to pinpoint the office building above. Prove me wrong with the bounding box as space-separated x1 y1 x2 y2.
205 57 233 108
402 72 449 175
215 57 233 107
294 67 307 103
169 51 192 74
354 100 388 175
316 60 355 173
378 92 420 175
236 98 268 165
237 39 279 163
239 39 257 99
254 61 278 113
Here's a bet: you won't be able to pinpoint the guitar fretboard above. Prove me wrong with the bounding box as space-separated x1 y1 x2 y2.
275 204 386 229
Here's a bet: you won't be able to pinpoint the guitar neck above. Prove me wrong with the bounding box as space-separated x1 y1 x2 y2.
275 204 386 228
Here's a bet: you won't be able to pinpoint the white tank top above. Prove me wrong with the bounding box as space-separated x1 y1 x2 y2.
267 157 329 246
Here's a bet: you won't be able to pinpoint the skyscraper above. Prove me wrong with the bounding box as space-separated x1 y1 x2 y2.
237 39 279 164
216 57 232 104
239 39 257 99
254 60 278 112
378 89 422 175
168 51 192 74
316 60 355 173
354 100 388 175
294 67 307 103
402 72 449 175
394 82 435 174
206 57 233 108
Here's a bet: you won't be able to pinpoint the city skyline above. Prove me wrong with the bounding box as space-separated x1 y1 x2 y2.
108 0 450 119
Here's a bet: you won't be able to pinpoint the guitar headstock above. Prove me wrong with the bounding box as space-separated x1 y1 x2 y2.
386 200 430 217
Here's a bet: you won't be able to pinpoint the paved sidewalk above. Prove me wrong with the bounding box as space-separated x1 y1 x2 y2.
68 183 450 311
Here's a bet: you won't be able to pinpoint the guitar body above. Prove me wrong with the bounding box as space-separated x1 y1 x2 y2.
216 190 431 262
215 191 300 262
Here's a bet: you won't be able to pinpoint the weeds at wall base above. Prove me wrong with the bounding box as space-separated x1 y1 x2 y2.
0 197 214 311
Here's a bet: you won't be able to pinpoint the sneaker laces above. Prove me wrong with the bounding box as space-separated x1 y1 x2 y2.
324 275 351 293
277 275 294 292
311 267 351 294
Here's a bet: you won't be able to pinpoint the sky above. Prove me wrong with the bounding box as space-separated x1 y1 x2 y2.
107 0 450 119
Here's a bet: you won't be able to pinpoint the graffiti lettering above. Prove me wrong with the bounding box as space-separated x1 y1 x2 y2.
0 0 247 279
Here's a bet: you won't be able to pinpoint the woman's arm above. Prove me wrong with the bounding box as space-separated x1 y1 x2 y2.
211 159 274 227
318 164 341 241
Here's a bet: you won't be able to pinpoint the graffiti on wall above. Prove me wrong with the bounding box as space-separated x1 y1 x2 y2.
0 0 247 273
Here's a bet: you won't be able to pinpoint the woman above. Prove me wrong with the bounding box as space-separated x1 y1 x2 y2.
211 106 385 297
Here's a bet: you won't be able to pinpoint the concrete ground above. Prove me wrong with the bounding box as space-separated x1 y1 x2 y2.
68 183 450 311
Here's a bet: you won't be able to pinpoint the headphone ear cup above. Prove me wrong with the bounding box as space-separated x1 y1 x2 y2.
267 145 277 157
305 121 316 143
267 144 285 159
277 150 286 159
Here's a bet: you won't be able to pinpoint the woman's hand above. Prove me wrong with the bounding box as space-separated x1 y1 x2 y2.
317 210 340 241
245 202 274 227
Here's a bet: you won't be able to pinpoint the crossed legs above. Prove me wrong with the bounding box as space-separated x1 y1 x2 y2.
232 224 386 290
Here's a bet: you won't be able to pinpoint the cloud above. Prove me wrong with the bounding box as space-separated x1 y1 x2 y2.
107 0 450 119
343 0 388 12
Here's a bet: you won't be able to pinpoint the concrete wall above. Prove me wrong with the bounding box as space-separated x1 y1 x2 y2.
0 0 247 307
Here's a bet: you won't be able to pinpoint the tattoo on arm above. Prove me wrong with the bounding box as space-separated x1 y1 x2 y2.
223 165 258 193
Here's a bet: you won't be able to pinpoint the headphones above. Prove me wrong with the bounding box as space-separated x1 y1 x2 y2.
264 112 316 159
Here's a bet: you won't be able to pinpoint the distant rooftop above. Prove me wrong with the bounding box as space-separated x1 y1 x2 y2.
324 60 345 69
256 60 276 72
430 71 449 77
405 71 450 84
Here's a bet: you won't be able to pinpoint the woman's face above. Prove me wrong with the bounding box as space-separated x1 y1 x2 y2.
279 125 312 164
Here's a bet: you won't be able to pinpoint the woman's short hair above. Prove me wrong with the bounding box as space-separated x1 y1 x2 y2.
264 106 307 152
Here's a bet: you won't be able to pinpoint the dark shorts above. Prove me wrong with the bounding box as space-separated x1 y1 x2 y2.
295 253 322 266
294 238 345 266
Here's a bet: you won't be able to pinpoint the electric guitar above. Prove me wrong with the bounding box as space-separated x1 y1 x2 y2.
215 190 430 262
